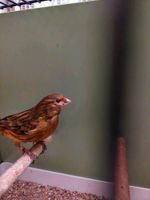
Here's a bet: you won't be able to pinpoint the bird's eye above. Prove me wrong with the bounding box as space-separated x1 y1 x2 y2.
56 98 61 103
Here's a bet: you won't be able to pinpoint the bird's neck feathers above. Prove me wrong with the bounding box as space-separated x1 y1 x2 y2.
35 100 61 115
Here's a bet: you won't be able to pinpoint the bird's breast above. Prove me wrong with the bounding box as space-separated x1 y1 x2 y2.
47 115 59 133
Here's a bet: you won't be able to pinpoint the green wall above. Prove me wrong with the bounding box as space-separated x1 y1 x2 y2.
0 1 113 182
124 0 150 188
0 1 149 188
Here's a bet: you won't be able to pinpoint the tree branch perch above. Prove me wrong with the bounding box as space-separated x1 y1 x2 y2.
0 136 52 197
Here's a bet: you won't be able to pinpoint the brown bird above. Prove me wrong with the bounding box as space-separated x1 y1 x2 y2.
0 93 71 159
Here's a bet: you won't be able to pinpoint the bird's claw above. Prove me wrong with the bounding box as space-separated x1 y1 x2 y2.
19 146 37 160
24 150 37 161
37 141 47 154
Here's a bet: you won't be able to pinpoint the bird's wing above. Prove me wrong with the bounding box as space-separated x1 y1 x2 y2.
1 105 59 140
1 108 38 136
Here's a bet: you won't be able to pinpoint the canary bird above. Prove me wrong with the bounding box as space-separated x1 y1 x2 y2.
0 93 71 159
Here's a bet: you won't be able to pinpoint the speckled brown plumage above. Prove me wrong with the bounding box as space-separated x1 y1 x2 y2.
0 93 71 155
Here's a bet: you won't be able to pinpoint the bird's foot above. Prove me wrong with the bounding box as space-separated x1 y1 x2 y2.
19 146 37 160
25 150 37 161
37 141 47 154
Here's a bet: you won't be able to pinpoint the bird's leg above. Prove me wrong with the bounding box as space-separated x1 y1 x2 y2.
36 141 47 154
15 142 37 160
15 142 26 153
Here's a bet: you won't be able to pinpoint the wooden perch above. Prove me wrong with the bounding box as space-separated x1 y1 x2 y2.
114 137 130 200
0 136 52 197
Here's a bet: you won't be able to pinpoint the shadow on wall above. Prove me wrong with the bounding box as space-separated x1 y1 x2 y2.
107 0 131 179
0 152 2 163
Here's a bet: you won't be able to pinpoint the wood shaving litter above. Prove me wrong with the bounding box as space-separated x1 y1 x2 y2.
0 180 108 200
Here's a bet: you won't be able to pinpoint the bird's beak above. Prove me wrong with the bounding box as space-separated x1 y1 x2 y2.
64 97 71 106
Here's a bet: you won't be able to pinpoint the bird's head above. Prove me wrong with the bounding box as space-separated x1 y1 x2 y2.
40 93 71 111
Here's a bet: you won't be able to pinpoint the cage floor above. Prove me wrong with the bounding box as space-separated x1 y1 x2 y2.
0 180 108 200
